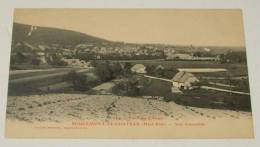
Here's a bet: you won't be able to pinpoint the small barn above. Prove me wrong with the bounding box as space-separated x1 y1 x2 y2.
131 64 147 74
171 71 199 90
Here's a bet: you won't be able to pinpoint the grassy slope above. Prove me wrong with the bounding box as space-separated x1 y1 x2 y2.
12 22 110 46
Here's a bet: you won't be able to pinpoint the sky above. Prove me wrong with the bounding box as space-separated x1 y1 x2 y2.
13 9 246 47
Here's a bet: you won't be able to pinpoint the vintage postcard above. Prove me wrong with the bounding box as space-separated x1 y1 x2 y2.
5 9 254 138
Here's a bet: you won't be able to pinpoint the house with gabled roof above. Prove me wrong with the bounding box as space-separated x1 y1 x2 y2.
131 64 147 74
171 71 199 90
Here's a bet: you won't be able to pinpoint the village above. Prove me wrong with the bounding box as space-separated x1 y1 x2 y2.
6 23 252 123
8 36 251 108
8 43 251 107
10 38 234 69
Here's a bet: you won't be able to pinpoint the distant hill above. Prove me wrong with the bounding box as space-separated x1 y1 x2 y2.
11 22 245 54
12 23 110 46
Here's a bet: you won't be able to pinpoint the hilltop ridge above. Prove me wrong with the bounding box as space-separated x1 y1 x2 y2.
12 22 111 46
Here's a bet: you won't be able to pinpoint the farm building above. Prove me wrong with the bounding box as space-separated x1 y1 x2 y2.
171 71 200 91
131 64 147 74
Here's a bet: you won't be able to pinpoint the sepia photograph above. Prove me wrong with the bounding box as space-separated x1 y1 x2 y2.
5 9 254 138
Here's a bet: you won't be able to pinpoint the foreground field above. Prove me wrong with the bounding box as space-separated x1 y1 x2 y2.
6 93 252 123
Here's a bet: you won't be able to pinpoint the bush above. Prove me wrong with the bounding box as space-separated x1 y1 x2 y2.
146 65 156 74
64 70 88 91
110 62 123 77
140 77 173 98
146 65 178 79
112 77 140 96
46 54 68 66
112 75 173 99
31 58 41 66
123 62 132 75
95 61 124 82
90 60 97 67
95 62 113 82
14 52 27 63
162 68 178 79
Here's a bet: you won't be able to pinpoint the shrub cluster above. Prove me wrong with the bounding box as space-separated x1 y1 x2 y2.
112 75 173 101
64 70 88 91
94 61 132 82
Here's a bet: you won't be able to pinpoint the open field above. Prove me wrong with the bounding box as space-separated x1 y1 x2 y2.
6 93 252 123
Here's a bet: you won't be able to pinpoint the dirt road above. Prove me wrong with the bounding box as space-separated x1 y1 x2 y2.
201 86 250 95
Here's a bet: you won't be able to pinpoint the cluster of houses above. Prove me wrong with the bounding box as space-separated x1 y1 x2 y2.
12 41 220 67
76 43 164 59
130 63 200 93
165 53 220 61
61 58 92 68
75 43 222 61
